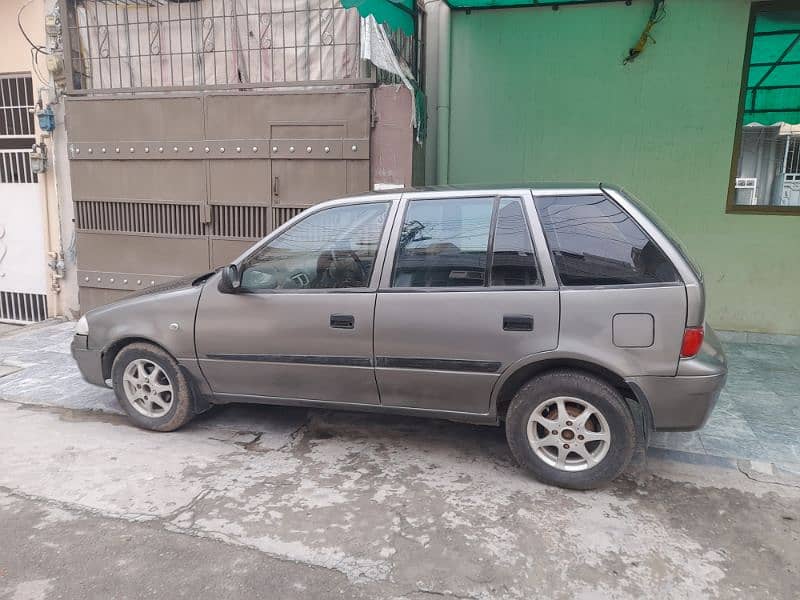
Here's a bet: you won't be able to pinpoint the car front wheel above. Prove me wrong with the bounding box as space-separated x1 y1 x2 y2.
111 342 195 432
505 370 636 490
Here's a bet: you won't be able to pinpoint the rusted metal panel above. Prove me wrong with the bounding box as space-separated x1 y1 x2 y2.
210 239 257 268
209 160 270 206
71 161 206 203
76 234 209 275
204 89 371 137
370 86 414 188
271 159 348 207
68 90 372 310
65 97 205 141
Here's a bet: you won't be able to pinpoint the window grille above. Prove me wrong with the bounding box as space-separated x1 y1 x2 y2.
75 200 203 235
0 292 48 324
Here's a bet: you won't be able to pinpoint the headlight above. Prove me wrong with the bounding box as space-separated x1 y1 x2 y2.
76 315 89 336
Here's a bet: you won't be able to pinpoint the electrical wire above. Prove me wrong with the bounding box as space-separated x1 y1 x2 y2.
18 0 51 56
31 48 50 86
623 0 666 65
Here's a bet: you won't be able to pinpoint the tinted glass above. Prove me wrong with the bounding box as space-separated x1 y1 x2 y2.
241 202 390 290
491 198 539 286
392 197 493 287
535 195 679 286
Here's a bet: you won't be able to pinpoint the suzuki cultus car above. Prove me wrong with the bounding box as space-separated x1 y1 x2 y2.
72 184 727 489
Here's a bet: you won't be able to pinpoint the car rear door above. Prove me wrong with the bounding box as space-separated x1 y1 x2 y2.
373 189 560 415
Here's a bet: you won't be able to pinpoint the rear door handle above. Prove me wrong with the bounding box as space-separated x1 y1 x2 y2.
503 314 534 332
330 314 355 329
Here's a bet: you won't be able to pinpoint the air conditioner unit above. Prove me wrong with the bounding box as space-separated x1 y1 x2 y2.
735 177 757 204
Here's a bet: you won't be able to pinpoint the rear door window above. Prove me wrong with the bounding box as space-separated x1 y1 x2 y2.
392 197 494 287
391 196 541 288
534 195 679 286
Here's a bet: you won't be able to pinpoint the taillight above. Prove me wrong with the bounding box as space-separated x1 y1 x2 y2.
680 326 704 358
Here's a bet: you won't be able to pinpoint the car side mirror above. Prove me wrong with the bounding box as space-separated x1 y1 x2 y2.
218 263 242 294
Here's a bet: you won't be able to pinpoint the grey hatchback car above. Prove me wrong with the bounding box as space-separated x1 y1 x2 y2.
72 184 726 489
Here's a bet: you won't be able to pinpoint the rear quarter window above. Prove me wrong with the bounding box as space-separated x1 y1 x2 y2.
534 195 680 286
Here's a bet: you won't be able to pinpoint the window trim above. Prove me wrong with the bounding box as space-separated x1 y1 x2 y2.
727 0 800 216
385 195 544 292
489 196 544 288
534 193 683 289
236 199 395 294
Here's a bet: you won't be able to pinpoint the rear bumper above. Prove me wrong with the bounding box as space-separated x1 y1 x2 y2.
627 371 727 431
627 324 728 431
70 334 106 387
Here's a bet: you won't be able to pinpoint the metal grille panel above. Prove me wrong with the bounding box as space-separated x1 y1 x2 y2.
272 206 305 228
65 1 419 93
0 292 48 324
0 150 37 183
69 0 363 91
211 205 270 239
75 201 203 235
0 75 35 137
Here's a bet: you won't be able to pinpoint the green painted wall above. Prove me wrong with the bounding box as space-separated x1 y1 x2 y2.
447 0 800 335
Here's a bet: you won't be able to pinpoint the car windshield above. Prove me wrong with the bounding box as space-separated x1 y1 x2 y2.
617 188 703 281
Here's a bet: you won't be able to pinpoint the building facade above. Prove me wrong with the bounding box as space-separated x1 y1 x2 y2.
423 0 800 335
0 0 71 322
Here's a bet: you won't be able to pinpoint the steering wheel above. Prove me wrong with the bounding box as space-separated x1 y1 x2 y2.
329 248 368 286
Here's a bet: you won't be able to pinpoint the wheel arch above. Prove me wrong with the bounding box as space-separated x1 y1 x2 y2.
101 336 174 380
492 356 652 435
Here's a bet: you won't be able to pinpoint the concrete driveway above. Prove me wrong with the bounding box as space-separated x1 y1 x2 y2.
0 322 798 599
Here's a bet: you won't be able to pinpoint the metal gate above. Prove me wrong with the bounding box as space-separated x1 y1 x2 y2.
67 89 371 310
0 74 49 323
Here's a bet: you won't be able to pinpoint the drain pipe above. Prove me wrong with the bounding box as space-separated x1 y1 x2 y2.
436 1 451 185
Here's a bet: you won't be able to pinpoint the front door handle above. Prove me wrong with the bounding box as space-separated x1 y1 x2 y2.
330 314 355 329
503 314 534 332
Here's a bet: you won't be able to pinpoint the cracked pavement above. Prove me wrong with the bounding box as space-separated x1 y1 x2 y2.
1 399 799 599
1 321 799 598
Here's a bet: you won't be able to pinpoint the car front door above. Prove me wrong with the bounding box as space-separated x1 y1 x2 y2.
195 198 397 405
373 191 560 415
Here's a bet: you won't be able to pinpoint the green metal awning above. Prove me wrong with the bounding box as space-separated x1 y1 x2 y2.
745 9 800 126
340 0 416 35
444 0 627 10
340 0 631 34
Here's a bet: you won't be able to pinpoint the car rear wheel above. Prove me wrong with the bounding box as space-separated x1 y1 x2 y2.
505 370 636 490
111 342 195 432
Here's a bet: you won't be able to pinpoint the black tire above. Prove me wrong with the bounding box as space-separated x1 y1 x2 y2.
505 370 636 490
111 342 195 432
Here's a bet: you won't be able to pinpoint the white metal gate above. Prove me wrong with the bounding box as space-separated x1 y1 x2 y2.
0 74 49 323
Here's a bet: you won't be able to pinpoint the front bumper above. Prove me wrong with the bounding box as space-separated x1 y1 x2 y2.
70 334 106 387
627 325 728 431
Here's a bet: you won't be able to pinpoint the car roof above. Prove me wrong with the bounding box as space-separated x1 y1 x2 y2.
332 182 608 203
404 182 604 193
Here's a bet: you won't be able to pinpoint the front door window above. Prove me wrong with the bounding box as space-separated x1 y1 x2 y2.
240 202 390 290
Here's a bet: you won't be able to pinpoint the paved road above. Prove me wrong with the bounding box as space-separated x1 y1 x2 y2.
1 398 798 599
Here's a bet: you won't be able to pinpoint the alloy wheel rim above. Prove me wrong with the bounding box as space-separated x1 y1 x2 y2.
526 396 611 472
122 358 174 418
